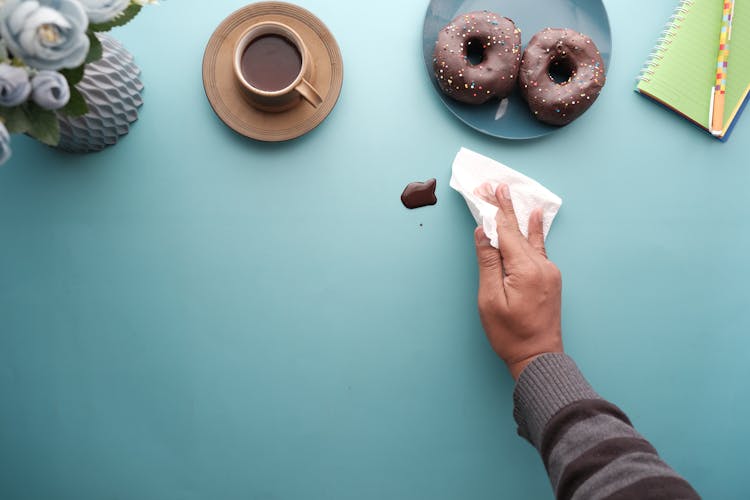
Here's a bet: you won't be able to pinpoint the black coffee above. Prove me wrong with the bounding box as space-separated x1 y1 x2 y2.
241 34 302 92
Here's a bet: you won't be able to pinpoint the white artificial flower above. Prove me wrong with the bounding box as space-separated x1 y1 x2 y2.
77 0 130 24
31 70 71 110
0 63 31 106
0 0 90 71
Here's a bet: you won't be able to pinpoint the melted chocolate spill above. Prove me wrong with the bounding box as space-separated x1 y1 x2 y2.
401 179 437 209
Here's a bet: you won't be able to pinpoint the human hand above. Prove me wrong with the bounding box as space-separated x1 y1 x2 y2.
474 183 563 380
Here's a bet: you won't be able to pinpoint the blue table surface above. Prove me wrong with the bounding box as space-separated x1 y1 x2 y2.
1 1 747 499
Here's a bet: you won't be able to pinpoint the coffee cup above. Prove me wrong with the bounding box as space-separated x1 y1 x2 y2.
234 22 323 113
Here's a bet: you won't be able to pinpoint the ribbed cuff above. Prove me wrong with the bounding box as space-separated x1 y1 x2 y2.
513 353 600 449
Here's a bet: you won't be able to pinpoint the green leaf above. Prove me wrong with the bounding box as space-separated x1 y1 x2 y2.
26 103 60 146
89 4 142 32
58 87 89 118
60 65 85 86
0 105 32 134
85 32 103 64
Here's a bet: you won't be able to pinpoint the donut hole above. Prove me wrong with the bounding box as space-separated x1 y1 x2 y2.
548 57 576 84
465 37 485 66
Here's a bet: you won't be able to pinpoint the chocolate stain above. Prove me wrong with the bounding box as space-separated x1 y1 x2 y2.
401 179 438 209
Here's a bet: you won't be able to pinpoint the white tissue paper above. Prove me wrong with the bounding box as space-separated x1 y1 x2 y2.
449 147 562 249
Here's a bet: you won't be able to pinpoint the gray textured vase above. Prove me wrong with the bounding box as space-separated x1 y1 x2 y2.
56 34 144 153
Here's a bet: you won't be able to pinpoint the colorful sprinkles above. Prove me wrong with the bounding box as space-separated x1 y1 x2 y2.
519 28 606 126
433 11 522 104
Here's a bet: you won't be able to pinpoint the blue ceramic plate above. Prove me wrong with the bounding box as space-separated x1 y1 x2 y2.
423 0 611 139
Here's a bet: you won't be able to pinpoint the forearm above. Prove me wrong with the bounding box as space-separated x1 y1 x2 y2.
514 353 700 500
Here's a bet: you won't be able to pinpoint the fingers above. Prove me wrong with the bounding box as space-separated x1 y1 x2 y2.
474 227 506 306
527 208 547 259
494 185 528 269
474 182 499 207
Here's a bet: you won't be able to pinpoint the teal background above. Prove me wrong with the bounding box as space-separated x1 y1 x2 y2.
1 1 746 498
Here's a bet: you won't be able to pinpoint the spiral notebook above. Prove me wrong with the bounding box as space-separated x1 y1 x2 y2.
636 0 750 141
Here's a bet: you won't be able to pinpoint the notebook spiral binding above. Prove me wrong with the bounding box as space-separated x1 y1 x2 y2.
637 0 695 83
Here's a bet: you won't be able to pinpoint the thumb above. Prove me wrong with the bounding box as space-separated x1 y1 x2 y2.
474 227 506 301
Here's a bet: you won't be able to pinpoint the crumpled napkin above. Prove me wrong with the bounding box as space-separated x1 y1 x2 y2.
449 147 562 249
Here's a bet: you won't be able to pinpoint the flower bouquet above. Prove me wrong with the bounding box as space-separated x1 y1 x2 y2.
0 0 156 164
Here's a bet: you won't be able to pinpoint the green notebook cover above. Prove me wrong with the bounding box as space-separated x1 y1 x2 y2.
636 0 750 139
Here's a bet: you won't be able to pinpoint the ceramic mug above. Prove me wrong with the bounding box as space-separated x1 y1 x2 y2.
234 22 323 113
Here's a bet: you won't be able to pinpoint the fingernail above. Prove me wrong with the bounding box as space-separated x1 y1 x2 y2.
500 184 511 200
536 209 544 224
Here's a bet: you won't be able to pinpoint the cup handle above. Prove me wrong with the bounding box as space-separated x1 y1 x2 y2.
296 78 323 108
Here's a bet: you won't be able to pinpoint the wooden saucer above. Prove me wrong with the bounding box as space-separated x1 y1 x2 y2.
202 2 344 142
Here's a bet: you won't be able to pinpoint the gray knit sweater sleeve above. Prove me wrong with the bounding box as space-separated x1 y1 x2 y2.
513 353 701 500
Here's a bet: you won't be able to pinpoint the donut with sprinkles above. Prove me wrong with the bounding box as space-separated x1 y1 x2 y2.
433 11 522 105
519 28 606 126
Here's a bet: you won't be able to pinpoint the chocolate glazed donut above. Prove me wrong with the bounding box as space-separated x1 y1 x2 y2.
434 11 522 105
519 28 606 126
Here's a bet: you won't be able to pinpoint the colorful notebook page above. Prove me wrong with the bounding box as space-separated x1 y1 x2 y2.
636 0 750 139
